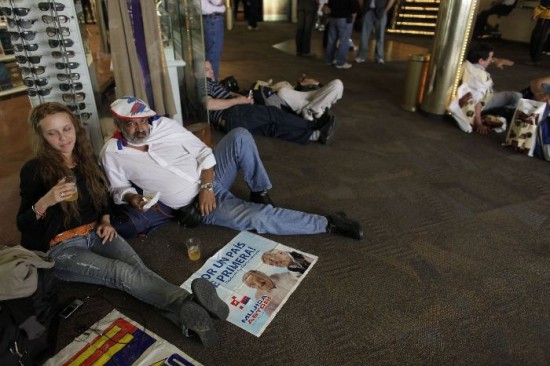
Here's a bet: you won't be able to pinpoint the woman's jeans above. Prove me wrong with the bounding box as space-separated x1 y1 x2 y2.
48 232 190 330
326 17 353 66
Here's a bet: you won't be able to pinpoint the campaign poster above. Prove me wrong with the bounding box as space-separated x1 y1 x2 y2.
181 231 318 337
45 310 202 366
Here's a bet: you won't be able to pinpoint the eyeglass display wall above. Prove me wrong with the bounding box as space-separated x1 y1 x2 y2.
0 0 103 155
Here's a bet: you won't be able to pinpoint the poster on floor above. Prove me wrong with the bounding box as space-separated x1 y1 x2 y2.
45 309 202 366
181 231 318 337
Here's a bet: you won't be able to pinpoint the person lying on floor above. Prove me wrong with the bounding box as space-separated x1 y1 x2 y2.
17 102 229 348
449 43 521 134
252 74 344 122
100 96 363 241
203 61 336 145
523 75 550 103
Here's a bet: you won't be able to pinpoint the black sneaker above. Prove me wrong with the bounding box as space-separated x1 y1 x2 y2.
250 190 275 206
179 300 219 347
191 278 229 320
326 211 363 240
318 113 336 145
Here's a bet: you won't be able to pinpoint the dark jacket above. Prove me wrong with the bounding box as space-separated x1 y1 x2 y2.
17 159 107 252
297 0 318 12
327 0 360 19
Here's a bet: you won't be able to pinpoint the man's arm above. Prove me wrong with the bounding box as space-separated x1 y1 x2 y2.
206 94 254 111
491 57 514 69
198 167 216 216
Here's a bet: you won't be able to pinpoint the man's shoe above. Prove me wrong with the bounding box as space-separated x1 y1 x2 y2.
250 190 275 206
375 58 385 65
335 62 352 69
318 113 336 145
355 57 365 63
326 211 363 240
191 278 229 320
180 301 219 347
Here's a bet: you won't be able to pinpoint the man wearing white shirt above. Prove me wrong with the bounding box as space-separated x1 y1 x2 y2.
100 97 363 240
202 0 226 79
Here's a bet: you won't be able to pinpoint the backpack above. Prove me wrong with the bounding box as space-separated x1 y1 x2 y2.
0 268 59 366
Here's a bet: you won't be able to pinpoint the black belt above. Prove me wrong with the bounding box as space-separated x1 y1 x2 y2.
203 13 224 17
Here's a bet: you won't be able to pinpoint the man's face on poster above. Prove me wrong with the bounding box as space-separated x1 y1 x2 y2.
244 271 275 292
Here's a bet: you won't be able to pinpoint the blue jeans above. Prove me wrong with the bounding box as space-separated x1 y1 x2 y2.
223 104 315 143
483 91 522 111
204 128 328 235
357 10 387 61
326 18 353 66
48 231 189 330
203 13 225 79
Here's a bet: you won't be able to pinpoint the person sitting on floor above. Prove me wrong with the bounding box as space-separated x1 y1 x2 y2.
100 96 363 241
449 43 521 134
17 102 229 348
203 61 336 145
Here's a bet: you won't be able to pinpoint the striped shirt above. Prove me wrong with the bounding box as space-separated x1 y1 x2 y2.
206 78 232 125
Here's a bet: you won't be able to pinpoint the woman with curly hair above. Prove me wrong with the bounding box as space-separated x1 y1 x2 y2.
17 102 228 348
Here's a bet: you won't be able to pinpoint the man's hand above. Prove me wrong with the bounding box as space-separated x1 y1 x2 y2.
198 190 216 216
235 94 254 105
492 57 514 69
124 192 146 211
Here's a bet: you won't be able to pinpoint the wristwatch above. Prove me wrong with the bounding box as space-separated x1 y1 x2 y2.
200 182 214 191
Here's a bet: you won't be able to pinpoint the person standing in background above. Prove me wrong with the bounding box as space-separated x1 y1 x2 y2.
247 0 261 30
324 0 360 69
202 0 226 79
529 0 550 65
296 0 319 57
473 0 517 39
355 0 395 65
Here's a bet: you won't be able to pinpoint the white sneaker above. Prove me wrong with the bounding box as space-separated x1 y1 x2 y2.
376 58 385 64
355 57 365 63
335 62 352 69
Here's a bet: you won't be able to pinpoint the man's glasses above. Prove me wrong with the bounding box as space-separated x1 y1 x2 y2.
20 66 46 76
0 7 30 17
23 78 49 87
9 31 36 41
52 50 76 59
28 88 52 97
62 93 86 102
55 62 79 70
38 2 65 12
13 43 39 52
46 27 70 37
42 15 70 24
57 73 80 81
7 18 38 29
49 39 74 48
124 119 150 128
67 103 86 111
16 55 42 64
59 82 83 92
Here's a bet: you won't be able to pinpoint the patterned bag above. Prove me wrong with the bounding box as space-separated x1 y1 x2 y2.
504 98 546 156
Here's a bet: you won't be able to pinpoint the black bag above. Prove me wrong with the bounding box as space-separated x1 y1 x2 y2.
0 268 59 366
220 76 240 93
174 197 202 228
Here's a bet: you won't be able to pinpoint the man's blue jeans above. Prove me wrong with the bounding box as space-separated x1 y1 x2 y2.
204 128 328 235
203 13 225 79
48 232 189 330
357 11 387 61
326 18 353 66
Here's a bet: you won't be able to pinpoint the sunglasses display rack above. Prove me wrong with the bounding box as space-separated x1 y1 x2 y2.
0 0 103 155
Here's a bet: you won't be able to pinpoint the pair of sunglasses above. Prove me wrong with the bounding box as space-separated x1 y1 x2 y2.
38 3 65 12
62 92 86 102
67 103 86 111
13 43 39 52
77 112 92 122
52 50 76 59
0 7 30 17
16 55 42 64
59 82 83 92
7 18 38 29
23 78 49 87
49 39 74 48
9 31 36 41
28 88 52 97
46 27 70 37
57 73 80 81
21 66 46 76
42 15 70 24
55 62 79 70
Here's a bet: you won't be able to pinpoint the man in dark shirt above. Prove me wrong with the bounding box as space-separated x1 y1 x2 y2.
204 61 336 144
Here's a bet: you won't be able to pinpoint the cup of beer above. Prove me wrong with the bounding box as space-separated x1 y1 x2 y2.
64 174 78 201
185 238 201 261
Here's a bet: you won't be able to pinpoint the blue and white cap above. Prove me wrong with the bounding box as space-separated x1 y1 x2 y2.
110 96 156 120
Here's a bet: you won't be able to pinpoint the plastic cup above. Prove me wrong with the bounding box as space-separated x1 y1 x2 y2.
186 238 201 261
64 175 78 201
